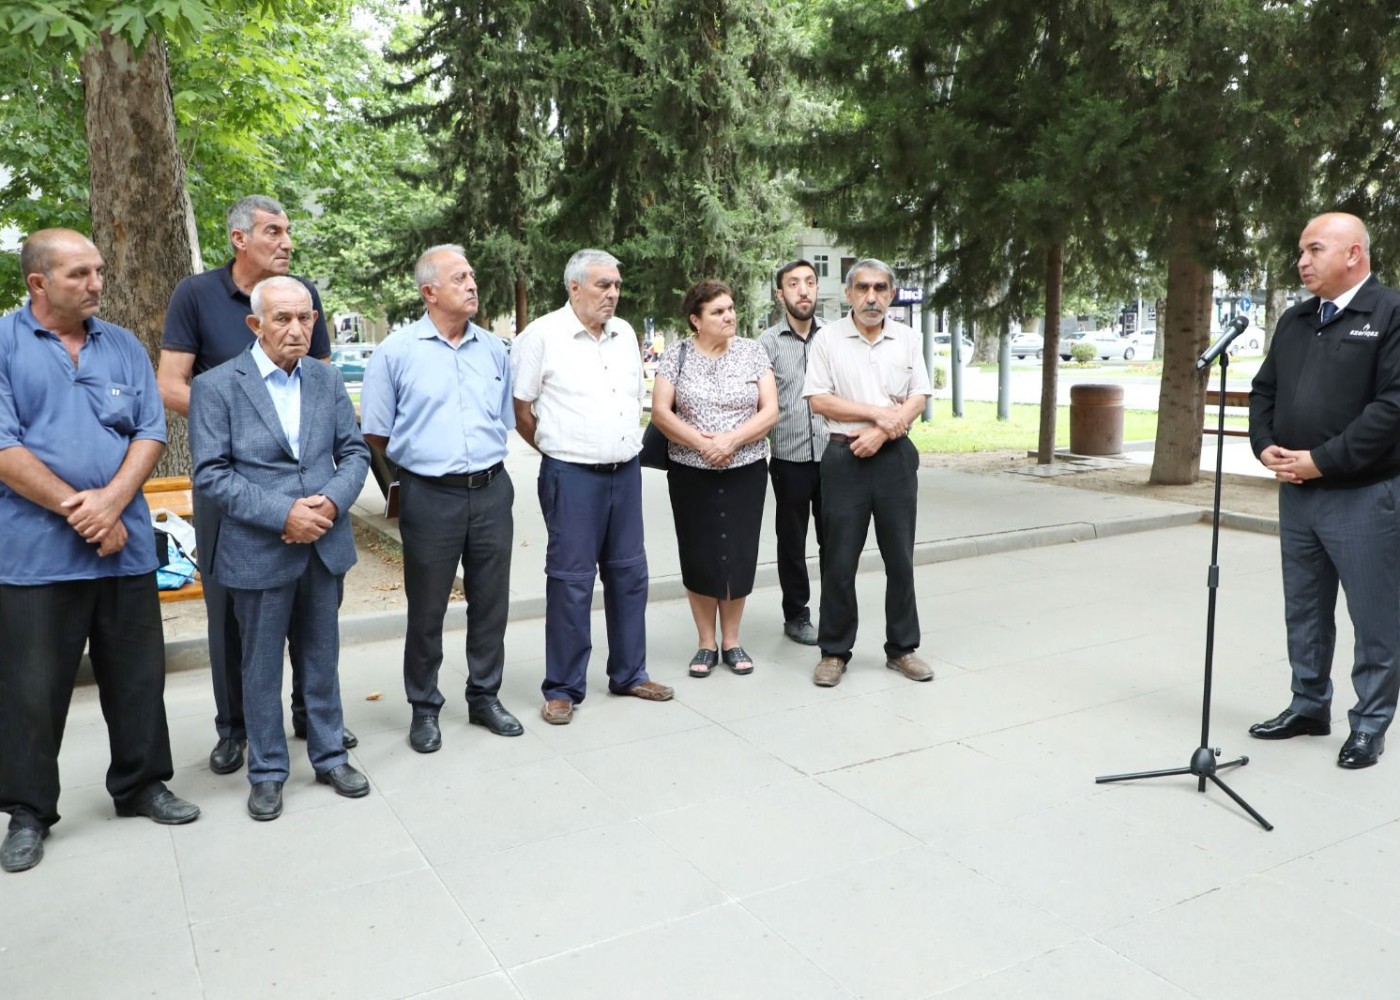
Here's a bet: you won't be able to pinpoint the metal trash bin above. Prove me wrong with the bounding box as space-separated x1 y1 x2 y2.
1069 383 1124 456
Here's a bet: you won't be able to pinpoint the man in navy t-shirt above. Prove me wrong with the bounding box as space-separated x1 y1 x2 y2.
157 196 351 777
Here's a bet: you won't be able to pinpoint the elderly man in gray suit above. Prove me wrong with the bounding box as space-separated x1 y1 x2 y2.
190 276 370 821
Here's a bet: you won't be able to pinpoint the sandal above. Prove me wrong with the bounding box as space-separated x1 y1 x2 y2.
689 648 719 678
722 646 754 675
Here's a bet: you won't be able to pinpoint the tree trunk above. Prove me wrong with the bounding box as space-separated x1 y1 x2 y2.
1149 216 1212 485
1037 242 1063 464
80 32 201 476
1264 266 1288 354
514 275 529 336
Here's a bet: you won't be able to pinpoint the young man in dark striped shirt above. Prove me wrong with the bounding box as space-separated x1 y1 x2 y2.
758 260 826 645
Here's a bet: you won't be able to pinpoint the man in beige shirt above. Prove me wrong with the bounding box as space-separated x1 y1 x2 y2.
802 258 933 687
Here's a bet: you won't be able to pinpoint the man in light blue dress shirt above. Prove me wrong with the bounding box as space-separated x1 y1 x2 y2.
361 245 521 753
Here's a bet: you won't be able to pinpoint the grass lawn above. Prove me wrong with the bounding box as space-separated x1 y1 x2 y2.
909 400 1246 452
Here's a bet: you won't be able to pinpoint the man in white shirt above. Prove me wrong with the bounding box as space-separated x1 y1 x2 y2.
803 258 933 688
512 249 673 725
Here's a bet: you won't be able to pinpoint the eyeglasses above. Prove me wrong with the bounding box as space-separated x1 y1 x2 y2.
853 281 890 294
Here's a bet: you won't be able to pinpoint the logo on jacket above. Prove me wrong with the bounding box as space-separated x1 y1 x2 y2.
1347 323 1379 339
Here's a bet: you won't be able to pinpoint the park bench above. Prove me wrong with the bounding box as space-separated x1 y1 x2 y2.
143 475 203 604
1203 389 1250 439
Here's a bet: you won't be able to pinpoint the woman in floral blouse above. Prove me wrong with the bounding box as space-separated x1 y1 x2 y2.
650 281 778 677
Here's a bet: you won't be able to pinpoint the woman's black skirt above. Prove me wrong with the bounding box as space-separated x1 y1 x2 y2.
666 458 767 599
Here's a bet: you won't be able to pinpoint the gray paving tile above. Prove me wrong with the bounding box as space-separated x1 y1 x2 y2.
193 868 497 999
0 836 188 971
939 797 1251 935
725 695 942 775
819 742 1083 843
0 926 202 999
643 776 920 896
384 757 629 863
1100 875 1400 999
508 903 852 1000
175 795 427 923
439 820 725 965
1265 829 1400 935
933 939 1196 1000
405 972 525 999
565 724 797 815
743 848 1078 1000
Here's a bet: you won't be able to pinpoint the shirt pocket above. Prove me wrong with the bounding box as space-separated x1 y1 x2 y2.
96 381 143 435
883 365 915 402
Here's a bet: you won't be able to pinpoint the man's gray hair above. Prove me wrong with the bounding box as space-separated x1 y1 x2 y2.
249 275 311 318
227 195 286 245
564 249 621 291
414 244 467 290
844 257 896 291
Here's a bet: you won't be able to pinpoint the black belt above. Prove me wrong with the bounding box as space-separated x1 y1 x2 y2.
570 460 629 473
830 433 852 444
408 462 504 489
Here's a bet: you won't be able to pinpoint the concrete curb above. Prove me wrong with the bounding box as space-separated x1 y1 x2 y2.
164 506 1230 673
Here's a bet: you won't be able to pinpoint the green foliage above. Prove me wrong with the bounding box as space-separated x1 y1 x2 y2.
1070 342 1097 365
390 0 804 326
932 365 948 391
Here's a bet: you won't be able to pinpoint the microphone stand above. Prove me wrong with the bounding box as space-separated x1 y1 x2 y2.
1095 348 1273 831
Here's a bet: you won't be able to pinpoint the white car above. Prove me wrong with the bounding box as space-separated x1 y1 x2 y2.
1011 333 1044 359
1059 330 1138 361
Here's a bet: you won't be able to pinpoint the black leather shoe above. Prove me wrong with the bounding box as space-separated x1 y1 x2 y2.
409 715 442 753
1248 709 1331 740
292 724 359 750
248 781 284 821
116 786 201 825
209 737 245 775
783 616 819 646
316 763 370 798
1 827 46 873
468 699 524 737
1338 731 1385 769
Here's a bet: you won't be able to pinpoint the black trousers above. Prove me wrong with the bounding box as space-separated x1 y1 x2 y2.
0 573 174 831
398 469 514 717
769 458 824 621
817 437 921 661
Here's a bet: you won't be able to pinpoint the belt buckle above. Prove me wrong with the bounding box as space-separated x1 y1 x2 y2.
467 466 494 489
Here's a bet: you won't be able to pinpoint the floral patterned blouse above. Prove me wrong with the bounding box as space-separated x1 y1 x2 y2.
657 337 772 470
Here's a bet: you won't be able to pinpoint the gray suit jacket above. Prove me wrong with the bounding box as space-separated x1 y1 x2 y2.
189 348 369 590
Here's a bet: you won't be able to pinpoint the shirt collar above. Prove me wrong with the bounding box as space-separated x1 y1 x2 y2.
778 317 821 339
251 340 301 380
566 304 617 340
20 301 105 339
414 313 482 345
217 261 250 302
1328 273 1372 314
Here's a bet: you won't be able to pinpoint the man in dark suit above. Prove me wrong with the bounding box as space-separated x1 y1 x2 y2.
1249 212 1400 769
190 276 370 820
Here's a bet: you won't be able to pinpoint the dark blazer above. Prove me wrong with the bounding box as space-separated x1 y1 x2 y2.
189 347 369 590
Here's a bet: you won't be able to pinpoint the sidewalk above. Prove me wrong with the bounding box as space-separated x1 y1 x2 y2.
9 458 1398 998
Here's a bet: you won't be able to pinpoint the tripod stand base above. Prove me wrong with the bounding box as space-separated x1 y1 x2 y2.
1097 746 1273 831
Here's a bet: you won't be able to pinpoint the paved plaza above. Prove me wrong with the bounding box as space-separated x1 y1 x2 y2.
5 459 1399 998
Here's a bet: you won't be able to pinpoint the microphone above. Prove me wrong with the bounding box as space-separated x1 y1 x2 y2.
1196 315 1250 371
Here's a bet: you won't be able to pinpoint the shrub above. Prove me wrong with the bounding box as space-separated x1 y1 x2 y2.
932 365 948 389
1070 342 1097 365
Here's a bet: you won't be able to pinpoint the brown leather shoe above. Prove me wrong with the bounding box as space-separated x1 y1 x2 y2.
541 699 574 725
886 652 934 682
813 655 846 687
613 679 674 701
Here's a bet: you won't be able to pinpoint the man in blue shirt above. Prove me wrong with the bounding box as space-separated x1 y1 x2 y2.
361 245 522 752
0 229 200 875
156 195 350 778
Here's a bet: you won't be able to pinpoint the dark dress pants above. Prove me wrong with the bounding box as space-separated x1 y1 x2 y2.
538 456 650 703
229 552 347 784
0 573 174 831
817 437 921 661
769 458 824 621
1278 477 1400 735
196 492 306 741
398 470 513 718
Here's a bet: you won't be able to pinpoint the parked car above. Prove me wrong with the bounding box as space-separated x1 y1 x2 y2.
1059 330 1137 362
330 345 375 384
1010 332 1044 359
1225 323 1264 355
932 333 975 353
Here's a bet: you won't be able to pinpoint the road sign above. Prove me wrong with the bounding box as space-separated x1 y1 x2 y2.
1237 295 1252 313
